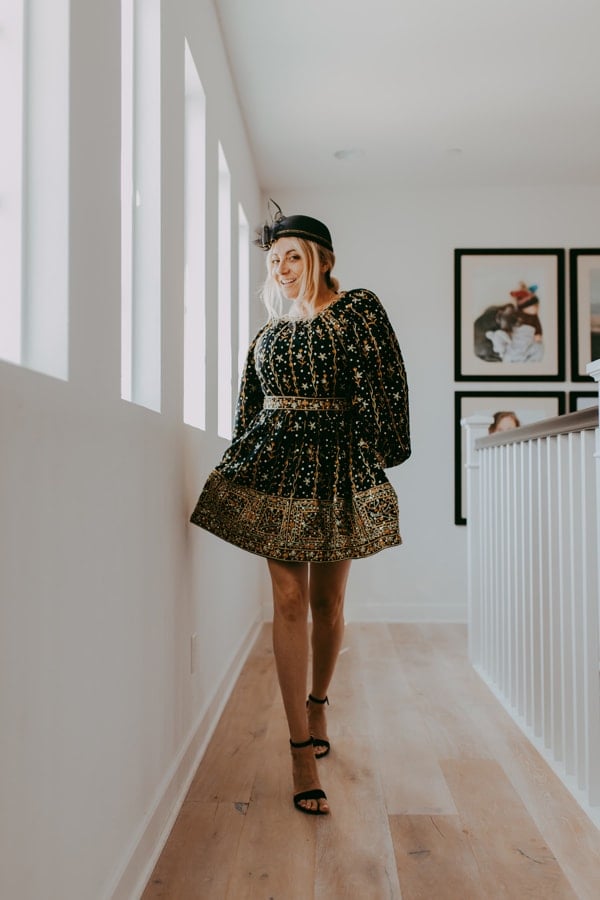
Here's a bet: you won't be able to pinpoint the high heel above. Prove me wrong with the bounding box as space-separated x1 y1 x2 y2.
307 694 331 758
289 737 329 815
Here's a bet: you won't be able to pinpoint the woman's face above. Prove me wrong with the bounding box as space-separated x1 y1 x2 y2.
269 238 305 301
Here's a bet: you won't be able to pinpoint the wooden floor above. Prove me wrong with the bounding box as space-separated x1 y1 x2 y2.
142 623 600 899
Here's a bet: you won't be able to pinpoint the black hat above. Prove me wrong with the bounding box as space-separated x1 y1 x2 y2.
254 200 333 252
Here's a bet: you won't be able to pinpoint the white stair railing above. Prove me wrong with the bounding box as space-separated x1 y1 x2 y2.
463 360 600 825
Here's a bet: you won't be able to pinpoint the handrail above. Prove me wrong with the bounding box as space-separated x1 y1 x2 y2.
476 406 598 449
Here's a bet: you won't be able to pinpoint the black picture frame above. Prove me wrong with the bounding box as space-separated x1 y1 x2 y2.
569 248 600 381
454 390 566 526
568 390 597 412
454 248 565 381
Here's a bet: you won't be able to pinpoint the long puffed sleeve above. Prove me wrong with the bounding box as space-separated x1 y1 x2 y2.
336 290 411 468
232 325 268 441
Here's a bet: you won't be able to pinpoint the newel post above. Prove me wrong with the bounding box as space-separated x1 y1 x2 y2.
461 415 493 666
586 357 600 434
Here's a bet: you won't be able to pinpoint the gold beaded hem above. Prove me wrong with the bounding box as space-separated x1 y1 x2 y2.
190 470 402 562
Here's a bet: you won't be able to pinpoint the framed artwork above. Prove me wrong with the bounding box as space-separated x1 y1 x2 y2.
454 248 565 381
569 248 600 381
454 391 566 525
568 391 597 412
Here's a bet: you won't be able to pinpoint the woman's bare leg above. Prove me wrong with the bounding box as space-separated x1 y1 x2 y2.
309 559 351 695
267 559 310 740
267 558 329 813
308 559 352 751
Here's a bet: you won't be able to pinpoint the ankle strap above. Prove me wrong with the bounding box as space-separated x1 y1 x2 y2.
308 694 329 705
290 737 314 749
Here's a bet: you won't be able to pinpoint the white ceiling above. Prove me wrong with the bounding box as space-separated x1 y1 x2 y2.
214 0 600 192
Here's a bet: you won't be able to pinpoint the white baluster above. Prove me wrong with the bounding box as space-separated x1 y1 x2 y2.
531 438 544 740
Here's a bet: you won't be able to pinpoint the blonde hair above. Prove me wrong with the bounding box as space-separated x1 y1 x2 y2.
260 237 339 320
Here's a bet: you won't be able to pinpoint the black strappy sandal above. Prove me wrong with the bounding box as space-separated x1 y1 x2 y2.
307 694 331 758
289 737 329 815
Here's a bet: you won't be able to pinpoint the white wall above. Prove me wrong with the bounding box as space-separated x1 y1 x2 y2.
0 2 266 899
270 185 600 623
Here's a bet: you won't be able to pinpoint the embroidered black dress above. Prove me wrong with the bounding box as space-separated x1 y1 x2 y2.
190 289 410 561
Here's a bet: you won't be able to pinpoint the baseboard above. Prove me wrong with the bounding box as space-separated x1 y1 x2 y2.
344 602 467 623
261 598 466 624
105 611 264 900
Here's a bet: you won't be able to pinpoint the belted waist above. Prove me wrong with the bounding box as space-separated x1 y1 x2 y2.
263 395 350 412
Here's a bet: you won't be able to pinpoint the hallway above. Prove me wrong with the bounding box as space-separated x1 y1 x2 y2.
142 623 600 899
4 3 600 898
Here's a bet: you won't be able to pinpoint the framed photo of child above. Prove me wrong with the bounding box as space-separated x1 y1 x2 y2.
454 390 566 525
454 248 565 381
569 248 600 381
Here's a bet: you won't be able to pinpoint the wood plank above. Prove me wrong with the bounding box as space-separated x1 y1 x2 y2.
361 655 458 815
141 801 245 900
313 736 402 899
441 759 578 898
390 634 495 760
223 710 318 899
341 621 398 660
377 621 428 648
471 698 600 900
407 623 469 655
186 627 278 804
323 627 371 740
224 799 318 899
390 814 481 900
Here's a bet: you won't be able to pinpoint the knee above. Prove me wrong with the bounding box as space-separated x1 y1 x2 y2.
311 592 345 627
273 582 308 624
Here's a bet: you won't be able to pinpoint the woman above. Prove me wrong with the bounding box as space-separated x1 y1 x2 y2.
190 204 411 815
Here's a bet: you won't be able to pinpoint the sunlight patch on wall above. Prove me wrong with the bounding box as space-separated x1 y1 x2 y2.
121 0 161 411
1 0 69 379
217 143 232 439
237 203 250 387
183 39 206 430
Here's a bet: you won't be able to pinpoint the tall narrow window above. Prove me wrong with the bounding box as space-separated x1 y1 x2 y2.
121 0 161 411
217 143 232 439
183 40 206 430
1 0 69 378
121 0 134 400
237 203 250 386
0 0 25 365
